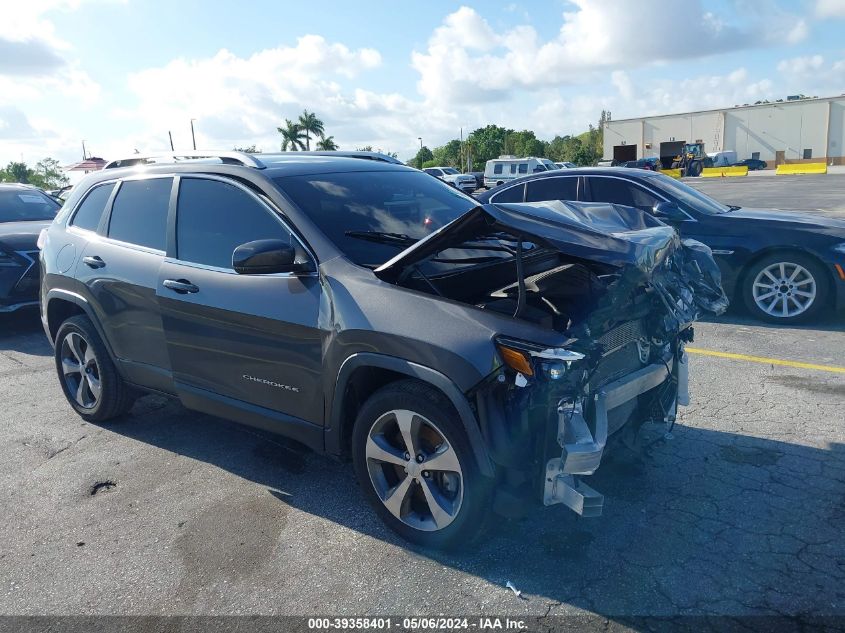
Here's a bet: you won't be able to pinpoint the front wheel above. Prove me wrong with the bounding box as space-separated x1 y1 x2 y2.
742 253 828 323
352 380 490 548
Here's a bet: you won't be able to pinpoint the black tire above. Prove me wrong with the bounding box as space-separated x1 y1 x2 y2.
742 252 829 324
54 315 136 422
352 379 491 549
687 161 703 177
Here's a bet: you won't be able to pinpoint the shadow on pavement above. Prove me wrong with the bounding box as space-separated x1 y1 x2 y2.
101 396 845 617
0 307 52 356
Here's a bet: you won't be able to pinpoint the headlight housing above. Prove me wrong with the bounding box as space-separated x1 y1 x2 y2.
496 338 585 381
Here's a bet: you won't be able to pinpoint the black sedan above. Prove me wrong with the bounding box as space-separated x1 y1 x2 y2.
477 168 845 323
0 184 61 313
734 158 767 170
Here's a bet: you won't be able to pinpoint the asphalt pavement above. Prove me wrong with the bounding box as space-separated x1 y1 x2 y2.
1 175 844 624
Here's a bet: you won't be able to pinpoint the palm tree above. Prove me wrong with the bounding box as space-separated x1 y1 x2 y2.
298 109 325 151
278 119 306 151
316 135 338 151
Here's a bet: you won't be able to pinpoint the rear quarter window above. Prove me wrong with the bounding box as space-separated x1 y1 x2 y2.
71 183 114 232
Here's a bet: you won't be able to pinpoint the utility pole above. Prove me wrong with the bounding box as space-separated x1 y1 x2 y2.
418 137 422 149
168 131 174 151
190 119 197 150
81 140 88 159
460 127 463 172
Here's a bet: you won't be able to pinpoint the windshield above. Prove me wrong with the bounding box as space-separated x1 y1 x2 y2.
0 189 60 222
651 173 730 214
441 168 459 175
276 170 477 266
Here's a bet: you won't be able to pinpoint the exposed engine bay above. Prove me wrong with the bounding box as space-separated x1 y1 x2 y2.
375 200 728 518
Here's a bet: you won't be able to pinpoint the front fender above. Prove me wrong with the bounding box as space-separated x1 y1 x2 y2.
326 352 494 477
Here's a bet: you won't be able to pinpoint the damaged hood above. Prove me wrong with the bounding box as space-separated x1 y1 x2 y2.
375 201 678 279
375 200 729 321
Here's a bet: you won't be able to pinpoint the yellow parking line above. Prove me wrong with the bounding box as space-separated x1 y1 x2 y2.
686 347 845 374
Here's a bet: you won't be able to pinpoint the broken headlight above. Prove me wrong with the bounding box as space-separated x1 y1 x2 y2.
496 337 585 382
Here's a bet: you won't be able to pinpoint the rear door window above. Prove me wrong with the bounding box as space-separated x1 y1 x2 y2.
108 178 172 251
71 183 114 232
525 177 578 202
587 176 659 212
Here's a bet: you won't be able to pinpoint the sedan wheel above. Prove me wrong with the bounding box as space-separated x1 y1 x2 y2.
743 253 828 323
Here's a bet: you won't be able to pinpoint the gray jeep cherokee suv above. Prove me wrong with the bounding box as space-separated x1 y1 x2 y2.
40 151 726 547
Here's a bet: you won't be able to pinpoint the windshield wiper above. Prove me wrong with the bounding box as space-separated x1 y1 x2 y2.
344 230 417 247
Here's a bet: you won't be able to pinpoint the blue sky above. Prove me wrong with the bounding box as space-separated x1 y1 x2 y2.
2 0 845 169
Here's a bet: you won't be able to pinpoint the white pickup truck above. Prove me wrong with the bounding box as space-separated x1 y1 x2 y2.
423 167 477 193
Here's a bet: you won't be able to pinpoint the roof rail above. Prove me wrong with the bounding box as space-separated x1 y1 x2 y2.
103 151 266 170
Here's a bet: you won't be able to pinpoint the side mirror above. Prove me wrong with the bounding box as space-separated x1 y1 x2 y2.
233 239 306 275
652 201 687 222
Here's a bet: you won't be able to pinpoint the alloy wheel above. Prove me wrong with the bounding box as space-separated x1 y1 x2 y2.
60 331 101 409
365 409 463 532
752 261 816 319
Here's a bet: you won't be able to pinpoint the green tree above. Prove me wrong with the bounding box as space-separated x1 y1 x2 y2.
431 139 462 168
298 109 325 151
278 119 306 151
356 145 374 151
466 125 513 168
316 135 338 150
547 135 584 163
233 145 261 153
410 146 433 169
29 157 69 189
505 130 544 158
1 161 32 184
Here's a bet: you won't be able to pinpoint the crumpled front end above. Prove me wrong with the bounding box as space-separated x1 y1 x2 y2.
374 200 727 518
469 231 726 519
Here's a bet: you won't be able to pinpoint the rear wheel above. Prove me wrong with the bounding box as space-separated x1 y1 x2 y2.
742 253 828 323
352 380 490 548
54 315 136 422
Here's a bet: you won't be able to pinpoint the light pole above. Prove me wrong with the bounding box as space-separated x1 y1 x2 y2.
418 137 422 149
190 119 197 150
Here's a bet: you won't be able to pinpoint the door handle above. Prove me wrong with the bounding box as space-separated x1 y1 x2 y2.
82 255 106 269
162 279 199 294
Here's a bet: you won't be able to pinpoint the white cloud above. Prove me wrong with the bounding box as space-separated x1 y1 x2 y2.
815 0 845 17
410 3 808 106
776 54 845 95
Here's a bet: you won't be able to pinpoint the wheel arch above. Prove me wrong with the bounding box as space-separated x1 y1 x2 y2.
45 290 116 359
736 246 834 304
326 352 494 477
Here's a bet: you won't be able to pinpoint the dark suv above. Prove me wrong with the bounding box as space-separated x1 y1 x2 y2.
40 151 725 547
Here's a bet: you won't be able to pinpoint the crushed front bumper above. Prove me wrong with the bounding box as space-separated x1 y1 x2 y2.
543 347 689 516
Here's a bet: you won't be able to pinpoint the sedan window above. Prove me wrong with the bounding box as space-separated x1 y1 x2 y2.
587 177 661 213
525 177 578 203
491 184 525 203
0 189 60 223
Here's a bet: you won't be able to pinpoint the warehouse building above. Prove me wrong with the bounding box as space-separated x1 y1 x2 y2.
602 94 845 168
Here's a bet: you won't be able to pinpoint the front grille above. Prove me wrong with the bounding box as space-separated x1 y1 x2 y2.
11 250 39 295
597 319 645 354
589 342 644 389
